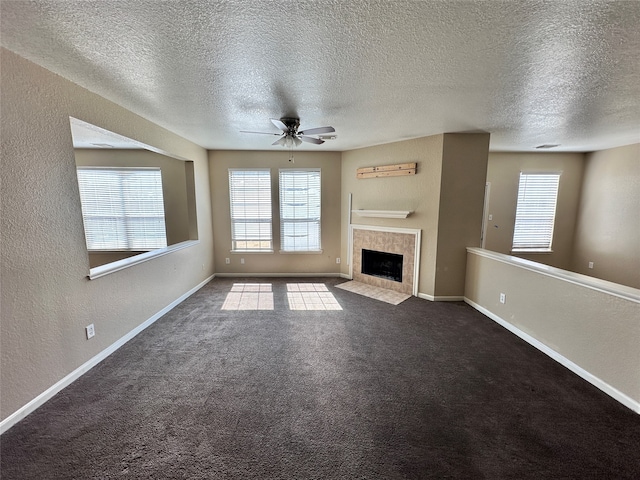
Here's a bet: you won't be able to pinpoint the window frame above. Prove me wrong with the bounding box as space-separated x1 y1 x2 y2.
511 171 561 253
278 168 322 253
228 168 274 253
76 166 168 252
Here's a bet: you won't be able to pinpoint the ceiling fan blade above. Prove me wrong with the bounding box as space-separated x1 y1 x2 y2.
270 118 288 132
240 130 280 135
298 126 335 136
299 135 324 145
272 136 287 146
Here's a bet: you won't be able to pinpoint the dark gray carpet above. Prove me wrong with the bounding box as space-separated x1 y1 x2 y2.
2 277 639 479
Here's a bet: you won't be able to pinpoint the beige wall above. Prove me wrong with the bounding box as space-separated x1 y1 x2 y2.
435 133 490 296
484 152 584 270
0 48 215 421
465 249 640 410
86 251 141 268
209 150 342 274
341 135 444 296
572 144 640 289
341 133 489 298
74 149 193 248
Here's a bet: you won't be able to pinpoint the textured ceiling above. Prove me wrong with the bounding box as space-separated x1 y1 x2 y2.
2 0 639 152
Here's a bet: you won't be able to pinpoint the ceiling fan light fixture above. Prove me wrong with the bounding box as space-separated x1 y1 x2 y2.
282 135 300 148
242 117 335 150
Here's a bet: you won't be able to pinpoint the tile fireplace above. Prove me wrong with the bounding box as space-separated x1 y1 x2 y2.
349 225 421 296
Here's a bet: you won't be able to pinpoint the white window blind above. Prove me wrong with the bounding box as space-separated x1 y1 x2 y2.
512 172 561 252
279 169 321 252
228 169 273 251
76 167 167 251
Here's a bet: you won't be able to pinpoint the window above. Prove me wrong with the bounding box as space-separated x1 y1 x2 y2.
279 169 321 252
76 167 167 250
228 169 273 251
512 172 561 252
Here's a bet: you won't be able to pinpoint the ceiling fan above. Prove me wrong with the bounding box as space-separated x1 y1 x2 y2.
241 117 335 147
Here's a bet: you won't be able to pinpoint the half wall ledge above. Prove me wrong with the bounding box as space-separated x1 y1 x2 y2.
88 240 200 279
466 247 640 303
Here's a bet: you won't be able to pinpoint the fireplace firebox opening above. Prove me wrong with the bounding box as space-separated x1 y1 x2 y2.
361 249 403 283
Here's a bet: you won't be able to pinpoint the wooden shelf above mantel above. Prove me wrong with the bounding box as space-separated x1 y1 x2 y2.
352 210 412 219
356 162 416 179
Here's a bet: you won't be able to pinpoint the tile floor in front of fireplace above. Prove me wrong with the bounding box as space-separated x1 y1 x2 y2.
336 280 411 305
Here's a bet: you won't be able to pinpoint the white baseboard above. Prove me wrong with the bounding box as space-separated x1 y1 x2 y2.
0 275 215 434
464 297 640 414
215 272 343 278
418 293 465 302
339 273 351 279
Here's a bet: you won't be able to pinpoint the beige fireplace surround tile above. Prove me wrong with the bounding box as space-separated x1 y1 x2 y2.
352 229 416 295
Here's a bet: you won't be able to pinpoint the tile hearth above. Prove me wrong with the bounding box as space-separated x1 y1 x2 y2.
336 281 410 305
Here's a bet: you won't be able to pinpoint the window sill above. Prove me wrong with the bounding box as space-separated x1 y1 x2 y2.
88 249 155 253
88 240 199 279
230 250 274 254
511 249 553 254
279 249 323 254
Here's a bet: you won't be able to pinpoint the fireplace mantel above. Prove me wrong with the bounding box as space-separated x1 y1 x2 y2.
352 209 412 219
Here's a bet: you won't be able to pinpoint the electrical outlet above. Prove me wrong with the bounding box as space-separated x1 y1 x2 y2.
86 324 95 339
240 258 245 264
588 261 594 269
336 257 341 264
499 293 506 304
225 258 230 264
